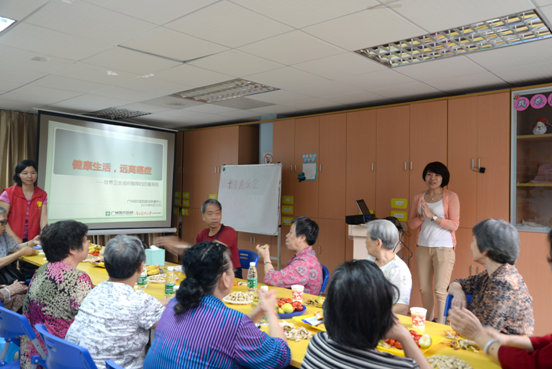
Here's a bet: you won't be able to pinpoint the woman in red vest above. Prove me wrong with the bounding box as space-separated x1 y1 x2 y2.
0 160 48 243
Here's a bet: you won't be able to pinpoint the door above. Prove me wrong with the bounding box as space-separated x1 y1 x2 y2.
294 117 320 219
476 92 510 222
376 106 410 219
273 120 296 204
316 218 346 278
319 113 346 220
448 97 478 228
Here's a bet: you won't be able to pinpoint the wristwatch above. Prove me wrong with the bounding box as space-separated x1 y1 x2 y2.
431 216 438 222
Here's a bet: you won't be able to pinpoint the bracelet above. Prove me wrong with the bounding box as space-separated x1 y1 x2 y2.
264 261 272 266
484 338 499 355
3 288 11 302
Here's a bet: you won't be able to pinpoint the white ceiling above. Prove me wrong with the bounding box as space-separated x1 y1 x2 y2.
0 0 552 128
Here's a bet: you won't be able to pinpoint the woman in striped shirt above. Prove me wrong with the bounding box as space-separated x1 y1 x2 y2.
143 241 291 369
302 260 431 369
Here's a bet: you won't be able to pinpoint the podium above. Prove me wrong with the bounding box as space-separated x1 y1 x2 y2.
348 223 406 260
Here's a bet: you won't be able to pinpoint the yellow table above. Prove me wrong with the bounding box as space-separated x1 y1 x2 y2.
22 255 499 368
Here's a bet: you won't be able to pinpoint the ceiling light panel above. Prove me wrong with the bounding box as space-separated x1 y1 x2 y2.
173 79 279 104
0 16 16 33
355 10 552 68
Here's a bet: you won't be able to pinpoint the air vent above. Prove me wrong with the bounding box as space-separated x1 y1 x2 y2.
85 108 151 120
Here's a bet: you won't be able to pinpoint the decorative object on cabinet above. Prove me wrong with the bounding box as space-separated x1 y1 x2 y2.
531 117 550 135
300 153 317 181
297 172 306 182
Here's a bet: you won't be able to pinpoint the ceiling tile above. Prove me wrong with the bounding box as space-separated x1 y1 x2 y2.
86 0 219 25
323 90 388 105
212 97 274 109
467 38 552 71
0 65 46 84
0 0 48 21
188 50 284 78
0 96 44 112
336 69 417 90
184 104 240 114
166 1 293 48
291 52 386 80
246 90 311 104
153 65 234 88
117 77 190 95
0 91 66 106
0 23 109 60
83 47 180 75
303 9 425 51
141 96 205 109
238 31 345 65
55 63 137 85
395 56 488 82
231 0 370 28
157 109 216 119
284 97 346 111
0 45 76 73
394 0 535 33
25 0 157 45
218 110 262 120
10 85 83 101
536 0 552 6
31 75 110 93
120 27 228 62
49 94 134 113
374 82 443 99
90 86 165 102
424 72 508 93
287 81 362 98
491 61 552 85
247 104 300 115
244 67 327 89
0 81 25 92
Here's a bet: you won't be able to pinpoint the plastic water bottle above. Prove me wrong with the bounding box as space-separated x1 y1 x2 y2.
165 267 177 298
247 262 257 293
136 264 148 290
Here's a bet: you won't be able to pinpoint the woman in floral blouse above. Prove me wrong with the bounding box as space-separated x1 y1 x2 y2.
20 220 93 369
256 217 322 295
448 219 534 336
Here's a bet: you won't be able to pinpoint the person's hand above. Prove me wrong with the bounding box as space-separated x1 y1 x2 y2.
258 289 277 315
255 244 270 261
7 281 27 295
20 246 38 256
421 200 434 219
31 235 41 246
385 316 410 342
154 236 180 248
451 292 468 309
448 307 484 341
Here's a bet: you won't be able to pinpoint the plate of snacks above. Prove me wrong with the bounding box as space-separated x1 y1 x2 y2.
223 292 255 304
294 312 325 331
427 355 473 369
280 321 314 342
377 330 443 356
147 274 167 283
83 254 101 263
276 298 306 319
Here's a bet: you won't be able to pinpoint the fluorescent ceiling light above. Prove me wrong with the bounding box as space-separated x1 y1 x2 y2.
172 79 279 103
0 16 16 33
356 9 552 68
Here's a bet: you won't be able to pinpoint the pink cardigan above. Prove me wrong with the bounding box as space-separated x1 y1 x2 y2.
407 189 460 249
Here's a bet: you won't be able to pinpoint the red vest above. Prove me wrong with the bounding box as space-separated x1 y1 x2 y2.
3 185 47 240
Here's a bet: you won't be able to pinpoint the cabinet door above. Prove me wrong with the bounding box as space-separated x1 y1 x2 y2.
184 130 214 208
376 106 410 219
316 218 346 278
319 113 346 220
294 117 319 219
449 227 475 282
476 92 510 222
181 207 205 245
215 126 240 196
273 120 295 201
448 97 478 228
409 101 448 203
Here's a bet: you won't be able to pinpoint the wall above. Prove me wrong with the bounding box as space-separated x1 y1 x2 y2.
259 122 273 164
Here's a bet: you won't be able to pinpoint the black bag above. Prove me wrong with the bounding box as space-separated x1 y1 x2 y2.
0 262 26 285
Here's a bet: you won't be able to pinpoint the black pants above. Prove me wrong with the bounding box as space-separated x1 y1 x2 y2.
234 268 243 279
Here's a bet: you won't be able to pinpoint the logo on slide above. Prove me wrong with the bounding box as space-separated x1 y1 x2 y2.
105 211 111 216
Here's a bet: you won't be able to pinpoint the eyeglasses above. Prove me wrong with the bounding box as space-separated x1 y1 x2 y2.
0 220 7 226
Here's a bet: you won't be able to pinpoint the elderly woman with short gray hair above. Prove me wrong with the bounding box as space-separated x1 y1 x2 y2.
66 235 169 369
365 219 412 315
448 219 534 336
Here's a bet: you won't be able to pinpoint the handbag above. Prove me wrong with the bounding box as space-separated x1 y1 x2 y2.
0 262 26 285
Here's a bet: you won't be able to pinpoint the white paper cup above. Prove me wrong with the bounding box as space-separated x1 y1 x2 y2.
410 307 427 329
291 285 304 303
261 286 268 292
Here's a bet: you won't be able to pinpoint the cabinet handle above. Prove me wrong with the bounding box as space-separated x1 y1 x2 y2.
471 158 474 171
250 237 252 243
215 166 217 173
404 162 407 171
372 163 374 172
477 266 481 274
319 164 322 172
470 265 473 276
318 246 321 255
410 161 412 170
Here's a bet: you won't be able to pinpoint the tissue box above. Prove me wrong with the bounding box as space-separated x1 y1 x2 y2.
145 249 165 266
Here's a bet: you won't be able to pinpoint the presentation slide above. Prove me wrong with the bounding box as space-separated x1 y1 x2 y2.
38 112 176 232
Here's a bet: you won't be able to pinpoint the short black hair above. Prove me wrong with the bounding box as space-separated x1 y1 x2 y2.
104 235 145 279
323 260 399 350
41 220 88 262
324 260 397 350
201 199 222 214
292 216 319 246
422 161 450 187
13 160 38 186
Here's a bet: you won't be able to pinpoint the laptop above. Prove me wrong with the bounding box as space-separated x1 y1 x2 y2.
356 199 374 218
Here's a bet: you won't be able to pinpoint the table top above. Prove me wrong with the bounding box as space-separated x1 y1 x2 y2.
21 254 500 369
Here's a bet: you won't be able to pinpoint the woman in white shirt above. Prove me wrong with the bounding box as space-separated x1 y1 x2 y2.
407 162 460 324
365 219 412 315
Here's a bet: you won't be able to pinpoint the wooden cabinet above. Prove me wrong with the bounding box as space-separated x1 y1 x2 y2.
376 106 410 219
180 207 205 245
319 114 347 220
316 218 346 277
273 119 295 201
294 117 320 219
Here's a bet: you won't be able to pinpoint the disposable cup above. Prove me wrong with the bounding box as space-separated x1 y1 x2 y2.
410 307 427 329
291 285 304 303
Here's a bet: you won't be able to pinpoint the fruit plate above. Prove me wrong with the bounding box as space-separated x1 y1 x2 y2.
278 305 307 319
376 334 444 357
222 296 253 305
293 314 326 332
92 261 105 268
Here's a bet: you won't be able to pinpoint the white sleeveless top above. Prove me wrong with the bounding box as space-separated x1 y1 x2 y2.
417 199 454 248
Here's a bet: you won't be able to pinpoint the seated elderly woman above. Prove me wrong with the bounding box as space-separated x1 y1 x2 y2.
448 229 552 369
302 260 431 369
66 235 168 369
365 219 412 315
256 216 322 295
447 219 534 336
143 241 291 369
20 220 94 369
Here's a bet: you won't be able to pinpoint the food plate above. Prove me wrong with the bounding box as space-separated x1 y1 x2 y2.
222 296 253 305
222 292 255 305
377 334 444 357
293 313 326 331
92 261 105 268
147 274 167 284
278 305 307 319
